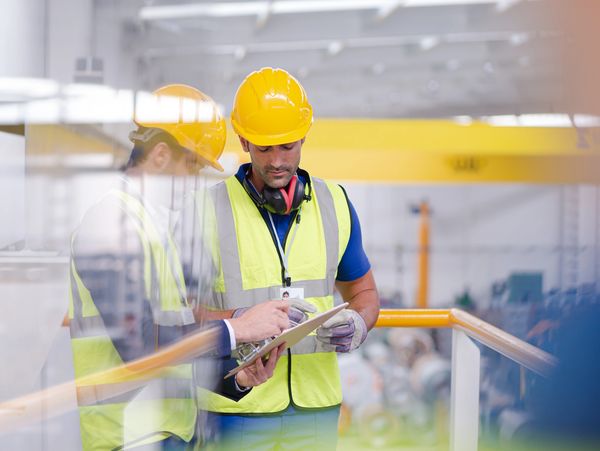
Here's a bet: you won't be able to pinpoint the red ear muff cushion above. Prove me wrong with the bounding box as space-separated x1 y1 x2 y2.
245 171 307 215
279 175 298 214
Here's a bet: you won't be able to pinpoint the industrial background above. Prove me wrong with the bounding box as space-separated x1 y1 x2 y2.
1 0 599 450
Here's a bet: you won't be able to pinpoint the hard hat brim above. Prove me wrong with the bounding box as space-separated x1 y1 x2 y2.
231 119 312 147
207 159 224 172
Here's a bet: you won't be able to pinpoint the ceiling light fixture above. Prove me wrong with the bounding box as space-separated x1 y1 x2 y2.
0 77 59 100
327 41 343 56
139 0 534 21
420 36 440 51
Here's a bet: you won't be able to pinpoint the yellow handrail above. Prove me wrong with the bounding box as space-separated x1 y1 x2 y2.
376 309 452 328
375 308 558 377
0 308 558 433
0 327 218 433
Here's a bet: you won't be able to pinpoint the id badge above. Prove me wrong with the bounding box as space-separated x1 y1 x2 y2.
280 287 304 300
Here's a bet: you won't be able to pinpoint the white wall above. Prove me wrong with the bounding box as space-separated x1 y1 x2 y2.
46 0 93 83
0 132 25 249
0 0 46 77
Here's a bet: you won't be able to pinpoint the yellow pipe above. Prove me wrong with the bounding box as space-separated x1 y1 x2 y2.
416 201 430 309
375 309 451 328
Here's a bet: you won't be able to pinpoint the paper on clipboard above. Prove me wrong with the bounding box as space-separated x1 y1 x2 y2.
225 302 349 379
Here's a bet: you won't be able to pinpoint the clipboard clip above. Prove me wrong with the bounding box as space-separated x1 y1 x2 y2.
233 338 274 365
232 319 302 365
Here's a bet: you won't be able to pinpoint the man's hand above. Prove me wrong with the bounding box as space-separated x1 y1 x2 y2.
228 300 289 343
234 298 316 326
316 309 367 353
287 298 317 326
235 344 286 389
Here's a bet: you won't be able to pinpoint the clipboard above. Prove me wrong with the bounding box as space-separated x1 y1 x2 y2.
225 302 349 379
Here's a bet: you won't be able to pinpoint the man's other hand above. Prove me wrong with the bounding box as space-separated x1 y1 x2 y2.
287 298 317 326
316 309 367 353
235 344 286 389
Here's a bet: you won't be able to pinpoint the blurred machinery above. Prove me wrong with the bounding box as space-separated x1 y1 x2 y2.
339 328 451 448
342 272 600 449
479 272 600 446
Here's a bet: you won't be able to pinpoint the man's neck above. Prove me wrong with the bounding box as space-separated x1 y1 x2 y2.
248 166 265 193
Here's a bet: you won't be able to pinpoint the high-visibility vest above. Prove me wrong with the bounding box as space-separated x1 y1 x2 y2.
68 189 197 450
200 175 351 413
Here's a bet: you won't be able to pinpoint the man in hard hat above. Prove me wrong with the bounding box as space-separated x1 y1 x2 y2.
68 84 289 450
204 68 380 450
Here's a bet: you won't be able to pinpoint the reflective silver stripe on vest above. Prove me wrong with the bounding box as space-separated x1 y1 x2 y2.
70 266 82 319
78 376 193 406
212 279 330 309
312 178 340 295
70 312 193 339
69 316 109 339
290 335 319 355
69 268 109 338
69 268 82 332
210 183 243 310
211 178 340 309
155 308 195 327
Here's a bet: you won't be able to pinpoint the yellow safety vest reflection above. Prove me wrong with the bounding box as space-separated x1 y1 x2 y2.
68 189 196 450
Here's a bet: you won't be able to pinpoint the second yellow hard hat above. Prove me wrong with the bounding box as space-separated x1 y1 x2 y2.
133 84 226 171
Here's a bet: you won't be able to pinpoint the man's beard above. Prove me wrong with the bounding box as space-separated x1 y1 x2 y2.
260 167 293 189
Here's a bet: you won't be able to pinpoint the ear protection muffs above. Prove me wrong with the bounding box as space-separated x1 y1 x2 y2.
243 168 312 215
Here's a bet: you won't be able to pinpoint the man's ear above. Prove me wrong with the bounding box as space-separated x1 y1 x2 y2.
149 142 172 171
300 137 306 145
238 136 250 153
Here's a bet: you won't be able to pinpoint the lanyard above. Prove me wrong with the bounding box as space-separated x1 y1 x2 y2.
267 208 301 286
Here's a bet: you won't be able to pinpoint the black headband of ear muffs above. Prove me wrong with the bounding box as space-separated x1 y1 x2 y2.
242 168 312 215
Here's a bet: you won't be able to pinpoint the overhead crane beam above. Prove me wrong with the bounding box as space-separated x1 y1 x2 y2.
222 119 600 183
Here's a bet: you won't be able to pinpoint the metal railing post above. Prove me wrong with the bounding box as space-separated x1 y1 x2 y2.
450 328 481 451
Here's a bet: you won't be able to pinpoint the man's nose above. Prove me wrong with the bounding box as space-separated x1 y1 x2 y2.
269 147 286 167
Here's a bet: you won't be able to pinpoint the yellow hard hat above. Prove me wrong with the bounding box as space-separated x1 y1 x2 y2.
231 67 313 146
132 84 226 171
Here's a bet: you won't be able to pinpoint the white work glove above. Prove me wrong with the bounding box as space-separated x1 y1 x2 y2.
232 298 316 327
287 298 317 326
316 309 367 353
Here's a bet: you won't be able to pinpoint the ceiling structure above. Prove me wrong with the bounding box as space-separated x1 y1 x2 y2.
92 0 565 119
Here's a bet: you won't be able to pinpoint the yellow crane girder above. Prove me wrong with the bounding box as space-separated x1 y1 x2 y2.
223 119 600 183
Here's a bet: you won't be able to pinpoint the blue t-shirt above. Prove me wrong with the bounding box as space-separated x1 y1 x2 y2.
235 164 370 282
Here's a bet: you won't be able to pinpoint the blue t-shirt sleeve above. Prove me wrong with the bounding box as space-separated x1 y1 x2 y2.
336 191 371 282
